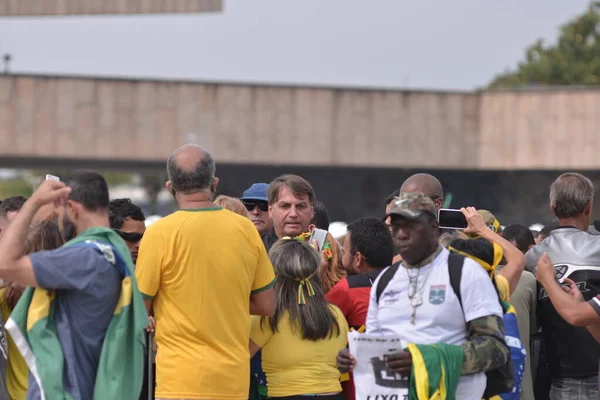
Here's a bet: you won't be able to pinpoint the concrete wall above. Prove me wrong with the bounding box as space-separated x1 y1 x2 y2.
0 0 222 16
0 74 599 170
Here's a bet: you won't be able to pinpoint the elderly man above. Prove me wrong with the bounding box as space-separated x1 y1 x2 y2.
525 172 600 400
136 144 276 400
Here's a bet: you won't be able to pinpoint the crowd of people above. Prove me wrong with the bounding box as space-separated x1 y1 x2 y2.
0 143 596 400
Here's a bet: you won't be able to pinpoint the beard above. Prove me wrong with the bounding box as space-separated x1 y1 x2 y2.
61 214 77 242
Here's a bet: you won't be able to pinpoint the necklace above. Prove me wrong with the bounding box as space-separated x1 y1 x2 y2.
404 262 434 325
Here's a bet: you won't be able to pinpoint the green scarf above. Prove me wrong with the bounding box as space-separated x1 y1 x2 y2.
6 227 148 400
407 343 464 400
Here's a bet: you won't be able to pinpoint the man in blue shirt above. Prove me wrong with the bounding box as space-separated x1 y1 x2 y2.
0 170 126 400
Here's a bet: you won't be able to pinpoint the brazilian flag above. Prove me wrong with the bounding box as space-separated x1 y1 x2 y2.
6 228 148 400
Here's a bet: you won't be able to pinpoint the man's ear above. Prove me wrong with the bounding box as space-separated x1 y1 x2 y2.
165 181 172 192
355 252 365 272
549 202 555 215
584 200 592 216
66 200 79 219
432 220 440 237
211 177 219 193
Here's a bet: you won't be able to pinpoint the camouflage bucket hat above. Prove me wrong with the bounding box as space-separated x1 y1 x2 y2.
384 192 437 220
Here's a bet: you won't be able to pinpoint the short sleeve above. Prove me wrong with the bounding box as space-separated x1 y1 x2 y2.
135 226 166 300
494 274 510 302
524 246 541 273
588 296 600 316
325 279 351 319
460 259 503 322
365 269 385 333
250 315 273 348
30 246 101 290
250 229 275 294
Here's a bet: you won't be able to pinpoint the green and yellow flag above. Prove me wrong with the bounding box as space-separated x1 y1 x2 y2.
6 227 148 400
407 343 464 400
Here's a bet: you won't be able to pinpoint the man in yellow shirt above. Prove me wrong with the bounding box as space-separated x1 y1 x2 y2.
136 144 276 400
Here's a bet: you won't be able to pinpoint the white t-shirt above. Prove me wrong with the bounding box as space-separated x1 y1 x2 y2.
366 247 502 400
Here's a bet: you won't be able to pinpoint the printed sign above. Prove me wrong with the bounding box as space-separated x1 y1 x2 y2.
348 331 409 400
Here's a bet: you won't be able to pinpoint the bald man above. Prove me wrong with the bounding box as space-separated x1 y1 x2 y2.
400 173 444 211
135 144 276 400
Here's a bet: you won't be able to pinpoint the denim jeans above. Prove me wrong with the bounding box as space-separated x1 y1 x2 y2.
550 376 598 400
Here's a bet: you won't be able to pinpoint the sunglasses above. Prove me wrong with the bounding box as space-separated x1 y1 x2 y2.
115 229 144 243
243 201 268 212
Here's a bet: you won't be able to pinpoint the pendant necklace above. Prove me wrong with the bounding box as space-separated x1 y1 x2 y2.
405 265 432 324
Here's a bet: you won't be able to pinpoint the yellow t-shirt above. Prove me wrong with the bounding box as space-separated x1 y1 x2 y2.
250 305 349 397
0 288 28 400
136 208 275 400
494 274 510 302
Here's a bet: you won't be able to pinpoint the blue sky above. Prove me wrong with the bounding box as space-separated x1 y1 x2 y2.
0 0 590 90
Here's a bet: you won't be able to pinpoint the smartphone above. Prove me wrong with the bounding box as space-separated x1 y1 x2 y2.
46 174 60 182
309 228 328 252
438 209 468 230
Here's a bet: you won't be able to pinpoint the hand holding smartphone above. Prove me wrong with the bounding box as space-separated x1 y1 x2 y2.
438 209 468 230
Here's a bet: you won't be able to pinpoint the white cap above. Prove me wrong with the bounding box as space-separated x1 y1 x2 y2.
328 221 348 239
145 215 162 227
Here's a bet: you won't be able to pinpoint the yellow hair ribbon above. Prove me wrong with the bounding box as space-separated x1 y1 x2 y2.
296 273 317 305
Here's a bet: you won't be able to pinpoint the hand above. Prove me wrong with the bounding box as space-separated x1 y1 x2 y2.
337 349 356 373
33 203 57 223
460 207 486 235
561 278 585 303
385 351 412 375
535 253 556 286
146 316 155 333
29 180 71 209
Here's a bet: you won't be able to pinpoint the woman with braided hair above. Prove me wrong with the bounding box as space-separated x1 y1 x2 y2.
249 239 349 399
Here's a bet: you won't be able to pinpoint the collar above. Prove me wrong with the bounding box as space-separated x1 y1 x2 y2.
363 269 385 281
403 245 443 269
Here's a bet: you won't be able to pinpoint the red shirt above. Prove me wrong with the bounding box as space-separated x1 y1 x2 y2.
326 269 383 400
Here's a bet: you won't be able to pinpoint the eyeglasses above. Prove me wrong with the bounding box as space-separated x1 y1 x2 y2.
243 201 268 212
115 229 144 243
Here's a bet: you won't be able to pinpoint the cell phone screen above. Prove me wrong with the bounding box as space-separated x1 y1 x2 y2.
438 209 468 230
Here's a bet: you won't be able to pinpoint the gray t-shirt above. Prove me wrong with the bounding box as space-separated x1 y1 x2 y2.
27 245 122 400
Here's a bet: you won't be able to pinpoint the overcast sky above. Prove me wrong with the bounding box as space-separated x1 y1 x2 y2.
0 0 590 90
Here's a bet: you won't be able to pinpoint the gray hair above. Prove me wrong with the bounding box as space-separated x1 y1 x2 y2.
549 173 595 218
166 146 215 194
264 239 340 341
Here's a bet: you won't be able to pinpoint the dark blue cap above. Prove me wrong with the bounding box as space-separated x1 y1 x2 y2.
240 183 269 202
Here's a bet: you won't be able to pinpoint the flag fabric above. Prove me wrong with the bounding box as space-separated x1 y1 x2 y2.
6 227 148 400
407 342 464 400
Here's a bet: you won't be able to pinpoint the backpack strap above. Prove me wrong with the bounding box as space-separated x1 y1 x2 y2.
449 252 506 312
376 262 401 304
448 253 465 310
